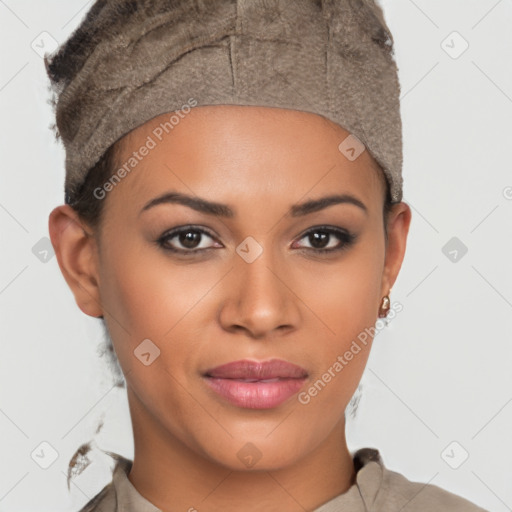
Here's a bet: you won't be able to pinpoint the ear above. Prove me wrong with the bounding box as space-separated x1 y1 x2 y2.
380 202 412 297
48 204 103 318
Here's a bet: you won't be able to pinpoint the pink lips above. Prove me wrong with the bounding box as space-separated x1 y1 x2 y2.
203 359 308 409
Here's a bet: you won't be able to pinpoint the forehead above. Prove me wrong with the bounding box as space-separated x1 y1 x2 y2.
109 105 384 214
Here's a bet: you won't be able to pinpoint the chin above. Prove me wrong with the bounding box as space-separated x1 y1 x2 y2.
192 429 310 472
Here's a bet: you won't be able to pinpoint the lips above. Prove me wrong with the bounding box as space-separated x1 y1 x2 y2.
204 358 308 380
202 358 308 409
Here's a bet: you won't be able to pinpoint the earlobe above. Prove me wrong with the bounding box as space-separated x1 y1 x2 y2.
48 204 103 318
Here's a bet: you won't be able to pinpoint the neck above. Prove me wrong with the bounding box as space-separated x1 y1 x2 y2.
127 387 356 512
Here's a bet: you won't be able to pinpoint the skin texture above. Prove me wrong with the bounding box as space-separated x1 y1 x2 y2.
49 105 411 512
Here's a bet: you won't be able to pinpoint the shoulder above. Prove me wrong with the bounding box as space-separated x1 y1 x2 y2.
74 451 134 512
380 463 489 511
354 448 489 512
76 481 116 512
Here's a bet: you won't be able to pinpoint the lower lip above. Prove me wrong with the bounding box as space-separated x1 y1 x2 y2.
204 376 307 409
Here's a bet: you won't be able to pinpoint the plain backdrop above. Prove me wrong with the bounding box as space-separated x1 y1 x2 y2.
1 1 511 511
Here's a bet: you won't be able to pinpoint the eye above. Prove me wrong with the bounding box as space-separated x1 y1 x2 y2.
293 226 357 254
157 226 221 254
156 225 357 256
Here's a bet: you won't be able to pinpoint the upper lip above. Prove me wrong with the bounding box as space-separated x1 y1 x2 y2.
204 358 308 380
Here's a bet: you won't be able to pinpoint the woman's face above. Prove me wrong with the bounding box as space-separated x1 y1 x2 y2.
52 105 410 471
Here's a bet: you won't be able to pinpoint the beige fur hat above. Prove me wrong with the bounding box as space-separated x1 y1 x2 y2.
45 0 403 203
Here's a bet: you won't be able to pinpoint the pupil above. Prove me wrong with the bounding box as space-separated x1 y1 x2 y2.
311 231 328 248
180 231 200 248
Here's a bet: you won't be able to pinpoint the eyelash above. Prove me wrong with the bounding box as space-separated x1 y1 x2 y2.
156 225 357 255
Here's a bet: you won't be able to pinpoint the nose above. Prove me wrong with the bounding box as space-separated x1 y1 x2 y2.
218 248 301 339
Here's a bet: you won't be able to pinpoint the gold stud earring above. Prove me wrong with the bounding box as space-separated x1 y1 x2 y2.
378 294 391 318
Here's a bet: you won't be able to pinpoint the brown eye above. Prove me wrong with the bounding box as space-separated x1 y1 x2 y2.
177 230 202 249
294 226 357 254
156 225 356 256
157 226 220 253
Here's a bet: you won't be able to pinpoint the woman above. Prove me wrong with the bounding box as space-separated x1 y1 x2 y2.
45 0 488 510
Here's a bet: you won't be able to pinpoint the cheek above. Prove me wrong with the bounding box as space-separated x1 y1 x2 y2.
300 241 384 346
99 240 211 338
97 241 224 394
97 251 209 436
294 238 384 407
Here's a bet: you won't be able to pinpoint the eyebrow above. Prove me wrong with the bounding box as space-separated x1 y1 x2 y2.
139 191 368 218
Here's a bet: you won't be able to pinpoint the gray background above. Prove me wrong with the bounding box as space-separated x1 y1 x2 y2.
1 0 511 510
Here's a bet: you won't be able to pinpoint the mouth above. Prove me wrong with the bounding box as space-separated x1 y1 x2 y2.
202 358 308 409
